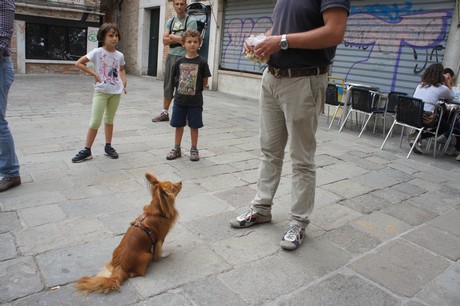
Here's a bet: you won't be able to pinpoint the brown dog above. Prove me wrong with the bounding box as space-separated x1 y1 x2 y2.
75 173 182 294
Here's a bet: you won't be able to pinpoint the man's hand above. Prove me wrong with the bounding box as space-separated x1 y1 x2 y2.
253 35 281 60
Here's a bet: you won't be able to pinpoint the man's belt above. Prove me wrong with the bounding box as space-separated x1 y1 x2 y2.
267 66 328 78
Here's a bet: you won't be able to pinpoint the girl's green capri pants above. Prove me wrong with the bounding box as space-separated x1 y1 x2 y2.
89 92 121 129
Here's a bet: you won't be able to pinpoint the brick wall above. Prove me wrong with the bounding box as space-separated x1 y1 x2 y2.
26 63 81 74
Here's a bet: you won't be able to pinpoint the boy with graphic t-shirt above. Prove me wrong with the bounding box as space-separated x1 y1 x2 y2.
166 30 211 162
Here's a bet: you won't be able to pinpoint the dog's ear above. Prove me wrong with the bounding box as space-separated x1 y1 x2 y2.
145 173 158 185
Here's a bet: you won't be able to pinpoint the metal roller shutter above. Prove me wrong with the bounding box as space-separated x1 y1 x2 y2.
220 0 274 73
331 0 456 94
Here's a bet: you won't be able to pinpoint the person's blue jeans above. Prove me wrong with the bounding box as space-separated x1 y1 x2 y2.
0 56 19 177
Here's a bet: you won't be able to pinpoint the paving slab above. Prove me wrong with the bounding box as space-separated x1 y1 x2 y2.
0 233 16 261
18 203 67 228
133 290 193 306
219 239 351 304
36 237 121 287
272 272 400 306
311 204 362 231
0 212 21 233
175 193 233 222
130 244 232 298
10 283 140 306
351 211 412 240
403 224 460 261
350 239 450 297
15 217 111 255
322 179 375 199
2 74 460 305
415 261 460 306
382 201 439 226
427 207 460 236
407 187 460 213
370 186 412 204
320 224 382 256
0 257 44 303
182 276 248 306
340 193 393 214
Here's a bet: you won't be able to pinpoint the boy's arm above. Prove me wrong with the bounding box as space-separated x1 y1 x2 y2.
119 65 127 94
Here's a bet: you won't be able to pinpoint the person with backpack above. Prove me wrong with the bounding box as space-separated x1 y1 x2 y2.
152 0 197 122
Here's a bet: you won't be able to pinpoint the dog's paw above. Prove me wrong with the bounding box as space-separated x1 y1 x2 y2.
161 250 170 258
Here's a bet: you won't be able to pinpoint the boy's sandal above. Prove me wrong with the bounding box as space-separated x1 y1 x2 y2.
190 149 200 161
166 148 181 160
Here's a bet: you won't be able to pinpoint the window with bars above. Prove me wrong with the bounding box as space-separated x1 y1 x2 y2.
26 23 87 60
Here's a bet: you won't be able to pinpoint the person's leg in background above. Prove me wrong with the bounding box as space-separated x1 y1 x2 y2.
0 56 21 192
153 54 179 122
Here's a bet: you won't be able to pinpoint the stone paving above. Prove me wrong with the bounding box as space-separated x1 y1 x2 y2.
1 74 459 305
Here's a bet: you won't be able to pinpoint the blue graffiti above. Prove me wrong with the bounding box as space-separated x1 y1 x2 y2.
350 2 422 22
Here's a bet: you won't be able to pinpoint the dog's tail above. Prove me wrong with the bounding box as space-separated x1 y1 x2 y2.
75 266 128 294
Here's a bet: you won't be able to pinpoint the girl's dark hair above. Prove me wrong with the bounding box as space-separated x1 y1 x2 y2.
420 63 444 88
97 23 121 44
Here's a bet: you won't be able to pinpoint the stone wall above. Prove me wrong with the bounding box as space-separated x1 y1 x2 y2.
118 0 140 75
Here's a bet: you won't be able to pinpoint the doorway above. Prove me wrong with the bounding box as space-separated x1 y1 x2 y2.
147 8 160 76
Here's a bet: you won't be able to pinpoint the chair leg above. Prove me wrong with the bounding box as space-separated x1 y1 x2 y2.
381 120 397 150
339 109 352 132
328 106 340 129
399 126 405 148
407 130 424 159
358 113 373 138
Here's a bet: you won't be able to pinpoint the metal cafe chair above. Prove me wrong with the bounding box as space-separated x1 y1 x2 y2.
338 87 386 137
383 91 408 137
381 95 424 158
324 83 348 129
380 95 444 158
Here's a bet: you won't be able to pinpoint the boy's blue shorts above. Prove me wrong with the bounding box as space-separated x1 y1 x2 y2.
170 104 203 128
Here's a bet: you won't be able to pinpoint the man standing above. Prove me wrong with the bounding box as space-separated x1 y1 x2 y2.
0 0 20 193
152 0 197 122
230 0 350 250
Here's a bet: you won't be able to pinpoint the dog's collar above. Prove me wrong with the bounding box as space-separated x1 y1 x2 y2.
132 214 156 246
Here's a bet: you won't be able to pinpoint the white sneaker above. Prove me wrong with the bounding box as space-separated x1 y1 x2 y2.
456 154 460 161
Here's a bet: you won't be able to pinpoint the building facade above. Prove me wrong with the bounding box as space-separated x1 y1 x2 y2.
14 0 106 74
117 0 460 99
11 0 460 99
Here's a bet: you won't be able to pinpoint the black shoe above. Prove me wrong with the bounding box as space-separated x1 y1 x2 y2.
105 145 119 159
72 149 92 163
0 176 21 192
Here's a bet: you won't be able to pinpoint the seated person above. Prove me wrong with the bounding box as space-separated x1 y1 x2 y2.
443 67 455 90
409 63 454 154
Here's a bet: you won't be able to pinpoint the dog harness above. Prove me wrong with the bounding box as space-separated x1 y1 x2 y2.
132 214 156 245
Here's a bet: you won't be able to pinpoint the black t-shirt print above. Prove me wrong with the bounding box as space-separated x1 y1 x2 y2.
173 56 211 106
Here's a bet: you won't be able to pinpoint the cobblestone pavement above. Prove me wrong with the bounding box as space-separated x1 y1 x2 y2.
1 74 459 305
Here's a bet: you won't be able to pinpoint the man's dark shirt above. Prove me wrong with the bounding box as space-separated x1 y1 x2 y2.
269 0 350 69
